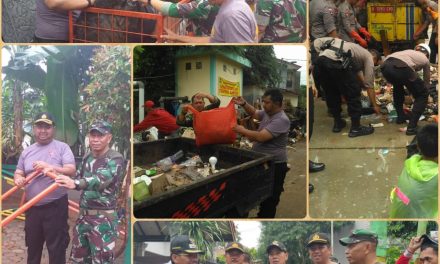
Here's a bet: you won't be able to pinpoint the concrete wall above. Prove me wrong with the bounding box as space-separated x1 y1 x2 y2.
2 0 36 42
176 55 211 99
215 56 243 106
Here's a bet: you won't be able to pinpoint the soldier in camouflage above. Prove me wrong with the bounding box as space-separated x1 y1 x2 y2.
137 0 219 36
256 0 306 42
56 120 126 263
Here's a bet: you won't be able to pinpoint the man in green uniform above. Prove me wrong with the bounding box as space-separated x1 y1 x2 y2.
256 0 306 42
56 120 126 263
138 0 219 36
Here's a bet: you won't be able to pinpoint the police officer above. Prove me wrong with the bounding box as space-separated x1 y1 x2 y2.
56 120 126 263
338 0 371 47
14 112 76 264
313 37 379 137
339 229 378 264
266 241 289 264
225 242 246 264
379 44 431 135
310 0 340 40
306 233 336 264
167 235 204 264
256 0 306 42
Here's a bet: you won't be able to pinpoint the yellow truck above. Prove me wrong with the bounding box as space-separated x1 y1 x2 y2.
367 0 423 51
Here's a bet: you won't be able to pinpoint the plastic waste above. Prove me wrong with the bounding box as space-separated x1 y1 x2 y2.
156 150 184 172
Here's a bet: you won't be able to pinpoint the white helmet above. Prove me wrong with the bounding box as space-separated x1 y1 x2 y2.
415 43 431 58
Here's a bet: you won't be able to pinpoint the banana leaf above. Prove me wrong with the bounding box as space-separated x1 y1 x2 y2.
45 56 79 146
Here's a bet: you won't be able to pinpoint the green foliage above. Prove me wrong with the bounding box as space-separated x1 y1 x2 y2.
386 246 404 264
168 221 232 263
80 46 131 158
257 222 331 264
243 46 281 88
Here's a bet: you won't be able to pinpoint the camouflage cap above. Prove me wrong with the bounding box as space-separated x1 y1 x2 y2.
170 235 204 254
306 233 331 247
266 241 287 253
89 120 112 134
34 112 55 126
225 242 245 253
339 229 378 246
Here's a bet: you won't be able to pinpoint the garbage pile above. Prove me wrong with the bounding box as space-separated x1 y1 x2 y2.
360 64 438 123
133 150 221 202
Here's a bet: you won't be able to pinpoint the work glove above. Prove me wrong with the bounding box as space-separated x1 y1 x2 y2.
426 7 438 20
359 27 371 42
350 31 368 48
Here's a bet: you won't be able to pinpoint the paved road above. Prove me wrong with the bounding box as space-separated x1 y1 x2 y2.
309 98 427 218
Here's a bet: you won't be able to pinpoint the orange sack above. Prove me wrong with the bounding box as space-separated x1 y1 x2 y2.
187 100 237 146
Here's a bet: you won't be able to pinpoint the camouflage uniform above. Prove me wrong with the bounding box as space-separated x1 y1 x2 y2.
256 0 306 42
71 149 125 264
161 0 219 36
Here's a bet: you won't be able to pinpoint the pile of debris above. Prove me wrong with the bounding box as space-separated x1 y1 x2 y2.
361 64 438 123
133 151 220 202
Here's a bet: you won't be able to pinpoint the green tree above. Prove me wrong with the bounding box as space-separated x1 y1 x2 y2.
2 46 94 160
257 222 332 264
169 221 233 263
243 46 281 88
80 46 131 158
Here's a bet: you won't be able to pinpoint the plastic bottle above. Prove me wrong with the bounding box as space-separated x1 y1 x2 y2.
386 103 397 123
156 150 184 171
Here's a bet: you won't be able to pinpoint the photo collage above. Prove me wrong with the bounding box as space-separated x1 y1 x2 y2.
0 0 438 263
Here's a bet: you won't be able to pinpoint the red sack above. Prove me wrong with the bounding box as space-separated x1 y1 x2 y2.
187 100 237 146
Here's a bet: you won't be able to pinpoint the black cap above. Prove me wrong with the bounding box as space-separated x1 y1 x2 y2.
34 112 55 126
307 233 331 247
339 229 378 246
225 242 245 253
89 120 112 134
266 241 287 253
170 235 204 254
421 234 438 246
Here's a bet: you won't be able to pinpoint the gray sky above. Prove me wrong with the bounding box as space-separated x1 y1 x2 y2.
274 45 308 85
236 221 261 249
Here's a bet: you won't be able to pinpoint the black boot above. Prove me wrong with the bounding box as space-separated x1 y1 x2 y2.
332 118 347 133
349 125 374 137
406 126 418 136
309 160 325 173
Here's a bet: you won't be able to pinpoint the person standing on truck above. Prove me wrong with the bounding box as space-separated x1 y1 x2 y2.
312 37 379 137
14 112 76 264
134 100 181 139
415 0 438 63
165 235 204 264
338 0 371 48
232 89 290 218
177 92 221 127
55 120 126 263
379 44 431 135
